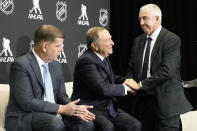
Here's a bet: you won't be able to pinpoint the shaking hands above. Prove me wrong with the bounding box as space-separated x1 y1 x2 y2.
123 78 141 94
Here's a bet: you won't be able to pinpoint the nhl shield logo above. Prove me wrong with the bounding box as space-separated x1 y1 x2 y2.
56 1 67 22
99 8 108 27
78 44 87 58
0 0 14 15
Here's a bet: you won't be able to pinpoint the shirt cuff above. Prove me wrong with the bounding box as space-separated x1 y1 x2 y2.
123 84 128 95
139 81 143 88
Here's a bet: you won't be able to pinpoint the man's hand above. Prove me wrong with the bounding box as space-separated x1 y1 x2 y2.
73 105 95 122
58 99 95 122
124 79 141 91
123 84 136 94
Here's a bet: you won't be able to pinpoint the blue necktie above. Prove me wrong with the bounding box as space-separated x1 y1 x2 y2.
108 102 117 118
42 63 55 103
103 59 117 117
141 37 152 80
43 63 62 119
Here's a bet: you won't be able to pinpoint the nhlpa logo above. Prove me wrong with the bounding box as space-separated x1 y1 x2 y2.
57 45 67 63
0 0 14 15
78 44 87 58
56 1 67 22
99 8 108 27
0 37 14 63
28 0 43 20
78 4 89 26
29 40 35 51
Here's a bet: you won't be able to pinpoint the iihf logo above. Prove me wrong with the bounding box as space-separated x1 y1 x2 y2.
56 1 67 22
57 44 67 63
78 43 87 58
0 37 14 62
28 0 43 20
78 4 89 26
0 0 14 15
99 8 108 27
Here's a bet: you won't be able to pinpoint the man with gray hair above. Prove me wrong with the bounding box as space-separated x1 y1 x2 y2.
124 4 192 131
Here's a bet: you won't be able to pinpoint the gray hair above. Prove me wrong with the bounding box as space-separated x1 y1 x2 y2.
141 4 162 24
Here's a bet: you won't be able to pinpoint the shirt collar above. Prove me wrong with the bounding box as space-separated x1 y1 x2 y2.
94 51 105 61
32 48 45 67
147 25 162 41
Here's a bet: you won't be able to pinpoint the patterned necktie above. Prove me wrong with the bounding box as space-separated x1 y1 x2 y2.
42 63 55 103
141 37 152 80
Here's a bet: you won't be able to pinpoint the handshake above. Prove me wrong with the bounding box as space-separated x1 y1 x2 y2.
123 79 141 94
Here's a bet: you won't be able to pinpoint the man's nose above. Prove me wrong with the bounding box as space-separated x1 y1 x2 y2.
111 39 114 46
140 19 144 25
112 41 114 46
60 45 64 51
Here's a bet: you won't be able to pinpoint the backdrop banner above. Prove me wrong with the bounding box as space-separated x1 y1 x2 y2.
0 0 110 83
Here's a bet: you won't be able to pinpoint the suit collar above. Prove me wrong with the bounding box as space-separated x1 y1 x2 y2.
28 51 58 93
87 49 114 83
48 63 58 93
32 49 45 68
148 25 162 41
151 27 166 65
94 51 105 61
136 35 147 79
139 34 147 46
28 51 44 88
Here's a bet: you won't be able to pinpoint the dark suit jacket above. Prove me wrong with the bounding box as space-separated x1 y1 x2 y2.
126 27 192 118
5 52 70 131
71 49 125 115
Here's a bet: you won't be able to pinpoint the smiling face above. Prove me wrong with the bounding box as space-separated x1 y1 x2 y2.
93 29 114 57
139 7 160 35
43 38 64 62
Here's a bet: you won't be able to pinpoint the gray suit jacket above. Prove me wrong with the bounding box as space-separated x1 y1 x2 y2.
126 27 192 118
5 52 70 131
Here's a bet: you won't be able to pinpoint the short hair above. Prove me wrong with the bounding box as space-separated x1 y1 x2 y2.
86 27 106 49
34 24 64 46
140 4 162 23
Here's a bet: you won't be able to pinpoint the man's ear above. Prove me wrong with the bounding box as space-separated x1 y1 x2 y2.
156 15 160 22
42 42 47 53
91 42 98 51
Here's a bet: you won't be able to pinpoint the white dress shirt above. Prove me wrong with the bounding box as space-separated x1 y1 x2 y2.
140 25 162 87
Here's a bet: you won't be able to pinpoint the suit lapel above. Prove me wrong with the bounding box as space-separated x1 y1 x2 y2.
151 27 165 66
89 50 114 83
48 63 57 93
29 52 44 88
104 58 115 83
137 35 147 79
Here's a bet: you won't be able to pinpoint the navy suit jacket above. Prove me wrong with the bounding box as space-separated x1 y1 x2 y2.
5 51 70 131
126 27 192 118
72 49 125 114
